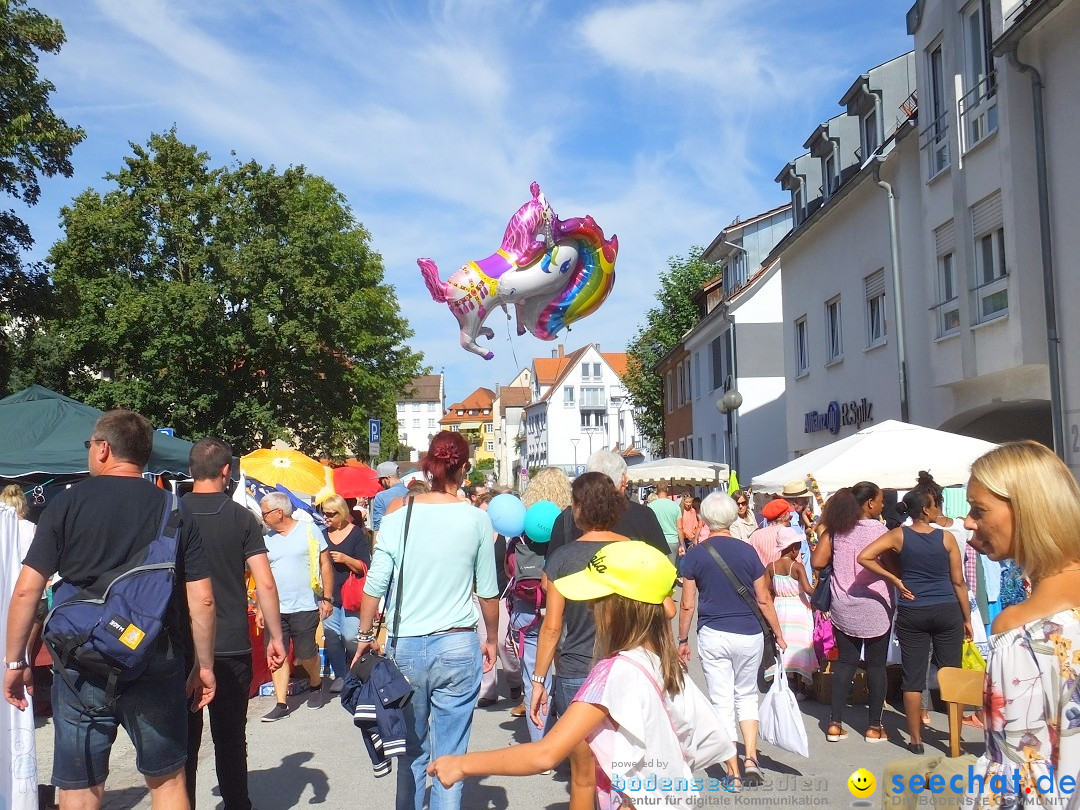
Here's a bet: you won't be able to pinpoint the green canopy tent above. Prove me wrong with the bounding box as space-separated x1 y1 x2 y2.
0 385 194 478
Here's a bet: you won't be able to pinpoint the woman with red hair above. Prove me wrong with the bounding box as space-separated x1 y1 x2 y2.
351 432 501 810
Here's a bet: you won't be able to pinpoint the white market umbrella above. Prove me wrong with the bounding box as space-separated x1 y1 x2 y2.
625 457 728 487
750 420 998 495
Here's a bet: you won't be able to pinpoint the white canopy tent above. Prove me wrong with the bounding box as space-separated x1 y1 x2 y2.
751 420 998 495
625 457 729 487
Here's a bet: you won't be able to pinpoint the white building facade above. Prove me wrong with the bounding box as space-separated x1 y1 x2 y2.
394 374 444 462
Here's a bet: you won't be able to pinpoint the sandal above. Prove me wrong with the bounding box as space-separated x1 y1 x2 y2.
826 722 848 742
962 713 985 729
742 757 764 786
907 741 925 755
865 725 888 743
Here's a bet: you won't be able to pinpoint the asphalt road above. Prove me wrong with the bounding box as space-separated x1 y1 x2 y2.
30 646 986 809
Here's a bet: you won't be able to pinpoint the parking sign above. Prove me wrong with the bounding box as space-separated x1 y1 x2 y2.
369 419 381 444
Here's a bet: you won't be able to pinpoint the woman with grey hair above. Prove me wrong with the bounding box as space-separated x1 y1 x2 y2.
677 492 785 786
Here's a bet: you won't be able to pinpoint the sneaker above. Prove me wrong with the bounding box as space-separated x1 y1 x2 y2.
306 686 324 710
476 697 498 708
261 703 289 722
865 725 888 743
826 723 848 742
907 741 926 755
329 678 344 694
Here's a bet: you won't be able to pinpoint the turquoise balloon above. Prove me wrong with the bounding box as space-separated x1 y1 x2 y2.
488 493 526 537
524 500 561 544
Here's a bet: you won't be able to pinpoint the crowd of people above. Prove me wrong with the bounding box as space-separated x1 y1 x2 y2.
5 410 1080 809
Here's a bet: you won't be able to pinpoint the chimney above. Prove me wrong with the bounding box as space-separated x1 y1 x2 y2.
551 349 558 359
594 343 600 353
558 344 565 358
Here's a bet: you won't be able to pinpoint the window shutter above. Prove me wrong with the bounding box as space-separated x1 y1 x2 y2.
971 191 1003 238
934 220 956 256
865 269 886 300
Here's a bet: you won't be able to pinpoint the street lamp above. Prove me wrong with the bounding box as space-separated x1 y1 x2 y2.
715 389 744 472
570 437 580 474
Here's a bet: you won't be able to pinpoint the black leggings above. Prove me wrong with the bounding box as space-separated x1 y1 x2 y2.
831 628 890 727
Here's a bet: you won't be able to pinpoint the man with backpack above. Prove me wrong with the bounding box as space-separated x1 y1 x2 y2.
4 409 216 810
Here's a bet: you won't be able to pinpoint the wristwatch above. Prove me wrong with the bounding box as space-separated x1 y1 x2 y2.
677 638 689 645
4 660 28 670
531 673 547 684
317 596 332 603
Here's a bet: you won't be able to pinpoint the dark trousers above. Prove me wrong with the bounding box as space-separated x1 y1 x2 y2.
186 653 254 810
831 628 890 727
896 604 963 692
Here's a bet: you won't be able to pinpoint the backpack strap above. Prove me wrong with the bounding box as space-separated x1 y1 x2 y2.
703 541 772 640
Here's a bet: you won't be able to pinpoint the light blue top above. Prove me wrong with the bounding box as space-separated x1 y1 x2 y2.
647 497 681 549
365 501 498 638
266 521 327 614
372 481 409 531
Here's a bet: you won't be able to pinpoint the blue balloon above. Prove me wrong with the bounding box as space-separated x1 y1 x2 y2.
488 493 526 537
524 500 561 544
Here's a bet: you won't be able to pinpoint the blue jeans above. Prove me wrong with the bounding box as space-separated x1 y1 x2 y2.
323 604 360 679
553 674 586 718
388 631 482 810
52 652 188 788
510 606 552 743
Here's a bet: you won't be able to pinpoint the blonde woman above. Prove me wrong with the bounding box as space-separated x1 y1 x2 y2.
0 484 35 560
319 493 369 691
962 441 1080 805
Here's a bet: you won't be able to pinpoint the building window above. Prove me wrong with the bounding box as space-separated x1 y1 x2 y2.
862 107 879 159
397 402 404 412
665 372 673 413
924 42 950 176
938 253 960 335
412 419 420 429
823 152 837 197
581 386 604 408
581 411 606 429
865 269 886 348
563 386 575 406
398 418 406 429
678 438 686 457
792 183 806 224
668 442 675 457
971 192 1007 322
676 362 685 407
412 402 420 411
592 363 601 379
581 363 589 380
686 437 693 459
684 359 692 401
428 402 437 411
825 296 843 363
960 0 997 151
451 425 459 432
794 317 809 376
485 441 494 452
427 418 435 428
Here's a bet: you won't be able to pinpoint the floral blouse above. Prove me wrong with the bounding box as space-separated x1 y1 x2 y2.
969 608 1080 807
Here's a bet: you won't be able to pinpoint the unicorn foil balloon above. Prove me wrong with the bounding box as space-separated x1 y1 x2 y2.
418 182 617 359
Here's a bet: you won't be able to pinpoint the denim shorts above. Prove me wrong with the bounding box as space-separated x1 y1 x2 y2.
554 674 587 718
51 654 188 788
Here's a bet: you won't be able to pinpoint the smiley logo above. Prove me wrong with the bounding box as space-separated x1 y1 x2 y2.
848 769 876 798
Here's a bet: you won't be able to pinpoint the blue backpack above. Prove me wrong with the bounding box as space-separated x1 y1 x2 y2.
43 492 181 712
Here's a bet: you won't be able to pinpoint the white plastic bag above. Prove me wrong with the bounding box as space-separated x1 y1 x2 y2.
758 654 809 758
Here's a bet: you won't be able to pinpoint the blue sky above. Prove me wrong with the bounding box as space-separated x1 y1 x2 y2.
28 0 914 409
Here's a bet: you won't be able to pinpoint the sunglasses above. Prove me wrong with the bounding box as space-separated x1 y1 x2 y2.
322 510 339 517
737 501 748 507
84 438 105 449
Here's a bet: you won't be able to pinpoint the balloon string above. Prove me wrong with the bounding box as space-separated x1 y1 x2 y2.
505 315 521 372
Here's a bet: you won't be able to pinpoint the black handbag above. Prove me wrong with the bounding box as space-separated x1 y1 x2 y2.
349 497 416 697
810 562 833 612
703 541 777 675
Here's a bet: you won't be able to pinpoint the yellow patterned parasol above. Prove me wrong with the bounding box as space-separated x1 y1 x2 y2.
240 449 329 495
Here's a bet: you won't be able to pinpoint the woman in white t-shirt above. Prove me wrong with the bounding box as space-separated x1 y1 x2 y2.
428 541 738 808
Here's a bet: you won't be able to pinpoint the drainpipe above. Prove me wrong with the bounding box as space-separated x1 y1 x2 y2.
872 159 910 423
1005 46 1065 458
857 83 884 155
784 167 805 223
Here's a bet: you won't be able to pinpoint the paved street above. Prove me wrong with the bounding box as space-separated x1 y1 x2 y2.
30 637 987 810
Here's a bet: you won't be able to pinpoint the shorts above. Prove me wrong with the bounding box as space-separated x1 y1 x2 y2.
273 609 320 660
51 654 188 788
896 604 964 692
554 674 587 717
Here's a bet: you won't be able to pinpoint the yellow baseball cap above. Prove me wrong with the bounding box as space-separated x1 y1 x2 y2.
553 541 677 605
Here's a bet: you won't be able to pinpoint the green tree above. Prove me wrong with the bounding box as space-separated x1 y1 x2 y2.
25 129 422 455
623 246 715 455
0 0 85 387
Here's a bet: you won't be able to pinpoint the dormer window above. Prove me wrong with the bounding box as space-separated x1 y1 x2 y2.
823 152 837 197
792 184 806 224
862 107 879 158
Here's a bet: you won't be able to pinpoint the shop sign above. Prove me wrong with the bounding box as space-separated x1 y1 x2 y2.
804 398 874 435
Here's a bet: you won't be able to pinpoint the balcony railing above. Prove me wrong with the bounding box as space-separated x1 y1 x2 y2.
918 105 950 178
958 72 998 153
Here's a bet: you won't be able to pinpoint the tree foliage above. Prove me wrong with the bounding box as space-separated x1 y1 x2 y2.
623 246 715 455
0 0 85 385
17 129 423 456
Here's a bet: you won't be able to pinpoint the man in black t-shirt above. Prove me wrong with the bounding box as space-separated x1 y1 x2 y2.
4 410 215 809
546 450 668 558
183 438 285 810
